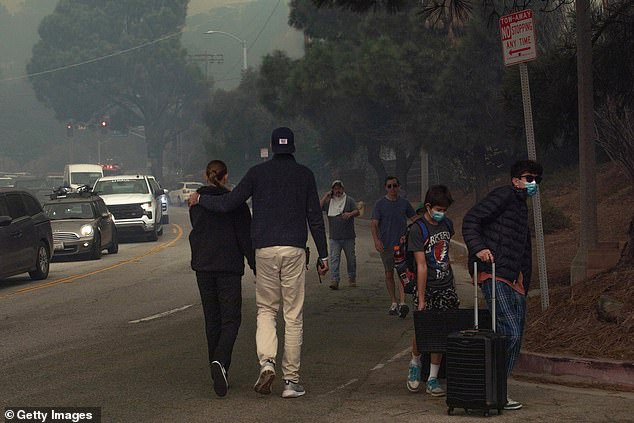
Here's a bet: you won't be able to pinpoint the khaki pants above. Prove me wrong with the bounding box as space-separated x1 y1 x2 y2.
255 246 306 383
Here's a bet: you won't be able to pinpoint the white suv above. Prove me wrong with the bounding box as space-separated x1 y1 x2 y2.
168 181 203 206
93 175 165 241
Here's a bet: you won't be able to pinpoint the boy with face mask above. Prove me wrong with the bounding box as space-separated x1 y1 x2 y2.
462 159 543 411
406 185 458 396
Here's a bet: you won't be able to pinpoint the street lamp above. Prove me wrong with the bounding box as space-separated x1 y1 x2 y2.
204 30 247 72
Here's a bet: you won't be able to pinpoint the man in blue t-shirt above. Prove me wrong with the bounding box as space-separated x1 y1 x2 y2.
371 176 416 318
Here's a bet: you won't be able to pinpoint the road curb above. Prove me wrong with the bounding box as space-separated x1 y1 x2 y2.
515 351 634 392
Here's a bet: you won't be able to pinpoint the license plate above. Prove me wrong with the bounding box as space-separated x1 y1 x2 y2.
54 242 64 251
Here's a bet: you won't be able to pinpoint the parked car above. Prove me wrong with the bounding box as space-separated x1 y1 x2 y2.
42 190 118 260
93 175 165 241
147 175 169 224
168 181 203 206
0 189 53 280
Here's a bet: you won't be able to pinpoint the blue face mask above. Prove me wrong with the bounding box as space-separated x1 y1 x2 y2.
431 210 445 222
525 181 538 197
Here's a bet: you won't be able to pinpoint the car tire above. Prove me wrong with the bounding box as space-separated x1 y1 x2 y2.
147 227 158 242
91 233 102 260
29 242 50 280
108 229 119 254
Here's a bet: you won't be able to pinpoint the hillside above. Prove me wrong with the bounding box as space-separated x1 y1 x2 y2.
451 161 634 361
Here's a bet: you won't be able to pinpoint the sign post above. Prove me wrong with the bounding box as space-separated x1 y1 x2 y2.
500 10 549 310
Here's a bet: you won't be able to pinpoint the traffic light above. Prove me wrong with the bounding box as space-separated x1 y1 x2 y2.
66 122 74 137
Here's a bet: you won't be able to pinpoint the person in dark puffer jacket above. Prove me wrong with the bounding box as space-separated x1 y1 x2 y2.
189 159 255 398
462 159 543 411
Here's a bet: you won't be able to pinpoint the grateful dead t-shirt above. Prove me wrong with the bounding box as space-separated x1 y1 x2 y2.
408 218 454 290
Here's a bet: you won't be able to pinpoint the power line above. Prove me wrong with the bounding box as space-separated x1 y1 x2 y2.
215 0 282 83
0 31 181 83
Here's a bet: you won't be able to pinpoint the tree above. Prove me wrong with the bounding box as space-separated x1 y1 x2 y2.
203 69 329 184
26 0 209 180
263 4 457 196
593 0 634 267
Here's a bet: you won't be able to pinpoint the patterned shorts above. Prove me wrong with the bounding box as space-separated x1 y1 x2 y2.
413 285 460 310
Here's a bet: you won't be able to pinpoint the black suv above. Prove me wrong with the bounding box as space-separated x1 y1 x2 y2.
0 189 53 280
43 190 118 260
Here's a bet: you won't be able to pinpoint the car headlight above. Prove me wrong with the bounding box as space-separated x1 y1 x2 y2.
80 224 94 237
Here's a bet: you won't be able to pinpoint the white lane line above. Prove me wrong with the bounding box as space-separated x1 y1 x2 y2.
371 347 410 371
325 378 359 395
128 304 193 324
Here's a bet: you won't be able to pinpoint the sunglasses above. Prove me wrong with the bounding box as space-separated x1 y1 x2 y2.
520 174 542 184
386 184 399 189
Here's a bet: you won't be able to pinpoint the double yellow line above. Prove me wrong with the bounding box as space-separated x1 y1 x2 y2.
0 224 183 299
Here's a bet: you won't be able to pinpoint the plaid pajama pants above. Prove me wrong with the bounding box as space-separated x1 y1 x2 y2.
480 279 527 378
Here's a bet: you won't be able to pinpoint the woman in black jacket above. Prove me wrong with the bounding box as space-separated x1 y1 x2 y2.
189 160 255 397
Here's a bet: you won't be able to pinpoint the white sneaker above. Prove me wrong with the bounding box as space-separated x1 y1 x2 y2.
407 360 422 392
504 397 523 410
282 379 306 398
253 360 275 395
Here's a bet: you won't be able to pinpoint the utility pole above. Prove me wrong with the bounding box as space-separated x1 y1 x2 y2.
570 0 598 283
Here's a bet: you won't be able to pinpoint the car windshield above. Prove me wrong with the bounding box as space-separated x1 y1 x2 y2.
72 172 103 186
44 202 96 220
185 183 202 190
94 179 149 194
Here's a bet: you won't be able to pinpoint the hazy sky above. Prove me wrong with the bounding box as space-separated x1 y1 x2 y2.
1 0 255 16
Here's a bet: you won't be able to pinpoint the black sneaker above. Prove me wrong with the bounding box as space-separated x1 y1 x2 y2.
397 304 409 319
211 361 228 397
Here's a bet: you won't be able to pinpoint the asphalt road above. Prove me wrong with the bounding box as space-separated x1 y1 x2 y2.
1 207 633 422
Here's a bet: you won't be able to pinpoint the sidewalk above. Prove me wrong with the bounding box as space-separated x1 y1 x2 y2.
356 216 634 392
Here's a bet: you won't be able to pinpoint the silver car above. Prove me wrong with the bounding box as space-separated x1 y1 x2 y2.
43 193 118 260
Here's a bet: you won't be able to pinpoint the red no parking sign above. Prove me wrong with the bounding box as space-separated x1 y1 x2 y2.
500 9 537 66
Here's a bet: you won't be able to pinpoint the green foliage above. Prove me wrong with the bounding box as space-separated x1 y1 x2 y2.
202 70 329 184
26 0 209 179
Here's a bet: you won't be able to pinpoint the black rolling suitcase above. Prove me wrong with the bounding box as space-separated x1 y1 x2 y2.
446 262 507 416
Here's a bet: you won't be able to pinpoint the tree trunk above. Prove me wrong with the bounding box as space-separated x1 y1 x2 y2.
366 142 386 195
617 214 634 268
144 125 167 181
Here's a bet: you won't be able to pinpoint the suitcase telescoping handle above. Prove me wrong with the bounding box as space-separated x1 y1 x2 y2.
473 261 496 332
